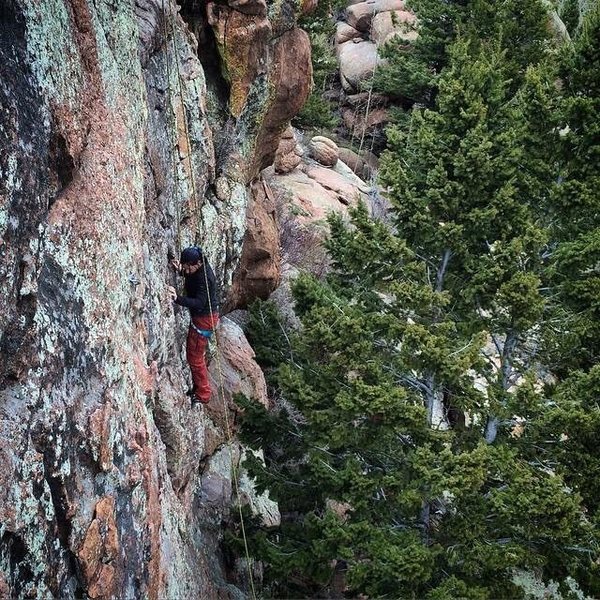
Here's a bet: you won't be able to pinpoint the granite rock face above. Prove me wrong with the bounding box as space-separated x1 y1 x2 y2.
0 0 308 597
207 0 312 181
370 9 417 46
225 179 281 311
274 127 303 174
265 135 371 225
308 136 340 167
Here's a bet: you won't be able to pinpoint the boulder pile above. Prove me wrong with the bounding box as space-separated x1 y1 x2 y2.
334 0 417 147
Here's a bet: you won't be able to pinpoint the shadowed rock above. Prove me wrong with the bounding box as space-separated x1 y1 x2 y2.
226 179 281 311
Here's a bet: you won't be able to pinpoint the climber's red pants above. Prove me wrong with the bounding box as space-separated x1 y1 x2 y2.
186 313 219 403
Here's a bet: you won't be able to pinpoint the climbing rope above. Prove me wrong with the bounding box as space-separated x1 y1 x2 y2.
161 0 182 257
357 66 376 156
358 18 379 162
345 64 377 171
166 2 202 228
205 275 258 600
162 3 257 597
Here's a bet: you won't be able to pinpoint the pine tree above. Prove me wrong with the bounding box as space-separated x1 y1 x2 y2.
546 3 600 372
380 29 556 441
530 7 600 593
233 1 600 597
374 0 467 104
294 0 344 129
375 0 551 105
238 207 595 598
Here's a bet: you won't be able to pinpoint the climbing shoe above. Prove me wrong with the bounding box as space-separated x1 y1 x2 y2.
191 395 210 407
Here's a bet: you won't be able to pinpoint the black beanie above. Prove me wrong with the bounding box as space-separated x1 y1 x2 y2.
180 246 202 264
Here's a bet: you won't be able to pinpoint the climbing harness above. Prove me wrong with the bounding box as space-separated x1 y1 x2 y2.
161 2 257 598
190 321 214 339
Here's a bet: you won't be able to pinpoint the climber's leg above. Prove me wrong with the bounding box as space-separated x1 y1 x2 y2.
186 327 208 403
186 313 219 404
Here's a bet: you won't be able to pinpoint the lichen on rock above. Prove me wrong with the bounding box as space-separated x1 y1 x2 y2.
0 0 312 596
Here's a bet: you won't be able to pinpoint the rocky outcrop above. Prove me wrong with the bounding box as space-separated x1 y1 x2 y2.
210 317 269 412
309 136 340 167
338 146 379 179
371 9 417 46
207 1 312 181
333 0 416 149
346 0 406 32
0 0 309 597
225 179 281 311
264 138 371 224
259 133 374 334
343 104 389 134
274 126 303 174
335 21 362 44
337 0 416 93
338 39 379 91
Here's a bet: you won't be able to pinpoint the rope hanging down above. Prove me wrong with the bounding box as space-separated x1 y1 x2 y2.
161 0 182 255
161 3 257 597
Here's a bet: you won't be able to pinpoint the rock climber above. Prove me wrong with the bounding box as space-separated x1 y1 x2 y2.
168 246 219 406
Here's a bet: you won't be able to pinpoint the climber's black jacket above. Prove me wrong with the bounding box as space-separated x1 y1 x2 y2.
175 263 219 317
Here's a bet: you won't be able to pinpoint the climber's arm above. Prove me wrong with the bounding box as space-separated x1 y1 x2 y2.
174 293 208 313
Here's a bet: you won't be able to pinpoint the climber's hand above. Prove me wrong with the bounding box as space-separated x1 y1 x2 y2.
167 285 177 303
171 259 181 274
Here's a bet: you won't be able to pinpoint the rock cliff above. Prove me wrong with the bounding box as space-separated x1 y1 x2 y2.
0 0 309 596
